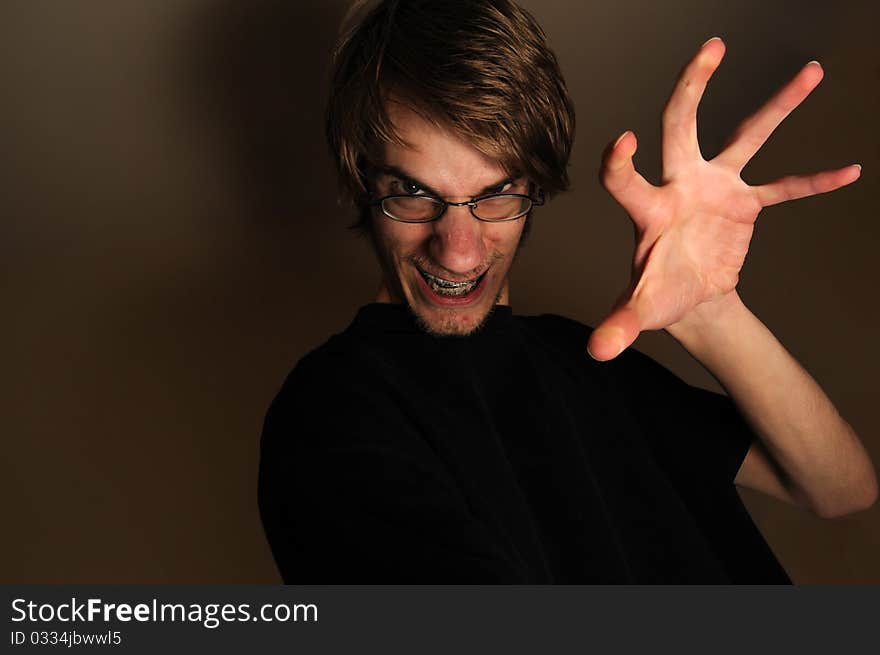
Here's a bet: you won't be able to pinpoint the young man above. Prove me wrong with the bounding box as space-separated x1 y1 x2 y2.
258 0 877 583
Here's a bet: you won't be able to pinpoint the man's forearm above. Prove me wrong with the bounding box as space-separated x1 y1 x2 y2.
664 290 877 517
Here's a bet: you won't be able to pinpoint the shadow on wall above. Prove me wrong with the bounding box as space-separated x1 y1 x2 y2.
189 0 352 226
176 0 379 335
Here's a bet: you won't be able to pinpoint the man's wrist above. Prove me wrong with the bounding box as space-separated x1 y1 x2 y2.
664 289 746 352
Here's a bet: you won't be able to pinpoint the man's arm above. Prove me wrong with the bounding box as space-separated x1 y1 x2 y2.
665 290 878 519
582 38 876 517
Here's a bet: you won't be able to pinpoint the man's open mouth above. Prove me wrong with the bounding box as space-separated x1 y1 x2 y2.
417 268 488 297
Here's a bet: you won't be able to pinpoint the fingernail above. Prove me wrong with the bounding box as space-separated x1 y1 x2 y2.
613 131 629 148
702 36 722 47
807 60 822 68
854 163 862 171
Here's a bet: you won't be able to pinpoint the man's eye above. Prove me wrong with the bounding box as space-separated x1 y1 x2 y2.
486 181 514 195
396 180 425 196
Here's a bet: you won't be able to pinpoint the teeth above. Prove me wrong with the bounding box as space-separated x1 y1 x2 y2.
421 270 482 297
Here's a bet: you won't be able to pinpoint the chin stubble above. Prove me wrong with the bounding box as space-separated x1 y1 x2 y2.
407 279 506 338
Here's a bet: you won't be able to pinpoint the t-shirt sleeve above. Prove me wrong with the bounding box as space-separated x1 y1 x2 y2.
600 346 791 584
528 313 755 486
600 344 755 486
524 314 788 584
257 352 524 584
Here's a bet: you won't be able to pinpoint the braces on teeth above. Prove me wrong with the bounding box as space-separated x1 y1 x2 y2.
421 270 482 296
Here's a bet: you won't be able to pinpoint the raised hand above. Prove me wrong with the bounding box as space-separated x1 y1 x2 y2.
587 37 861 361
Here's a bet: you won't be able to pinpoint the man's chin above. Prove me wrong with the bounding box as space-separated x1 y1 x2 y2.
407 294 502 338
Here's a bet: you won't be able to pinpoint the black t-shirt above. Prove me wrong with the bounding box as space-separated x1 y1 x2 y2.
258 303 791 583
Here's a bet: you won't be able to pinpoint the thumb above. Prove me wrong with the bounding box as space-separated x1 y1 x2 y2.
587 302 642 362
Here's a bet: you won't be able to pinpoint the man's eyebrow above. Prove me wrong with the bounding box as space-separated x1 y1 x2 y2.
376 165 516 197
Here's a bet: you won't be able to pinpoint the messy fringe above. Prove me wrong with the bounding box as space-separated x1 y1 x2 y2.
325 0 576 234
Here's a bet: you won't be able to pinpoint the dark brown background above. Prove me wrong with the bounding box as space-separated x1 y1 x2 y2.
3 0 878 583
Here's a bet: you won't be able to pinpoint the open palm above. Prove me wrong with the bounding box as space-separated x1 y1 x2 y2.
587 37 861 361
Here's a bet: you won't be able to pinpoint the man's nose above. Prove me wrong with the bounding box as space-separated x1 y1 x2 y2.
428 204 487 274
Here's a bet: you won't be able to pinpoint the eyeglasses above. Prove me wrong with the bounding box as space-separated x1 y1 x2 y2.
370 189 545 223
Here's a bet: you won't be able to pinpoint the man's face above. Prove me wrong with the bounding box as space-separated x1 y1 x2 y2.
369 103 529 337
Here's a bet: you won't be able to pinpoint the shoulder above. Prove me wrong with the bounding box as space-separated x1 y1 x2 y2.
261 329 425 457
275 333 354 392
517 312 593 343
515 312 665 381
267 335 347 415
515 312 595 367
262 334 365 440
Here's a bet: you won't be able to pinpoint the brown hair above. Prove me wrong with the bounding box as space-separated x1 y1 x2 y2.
325 0 576 233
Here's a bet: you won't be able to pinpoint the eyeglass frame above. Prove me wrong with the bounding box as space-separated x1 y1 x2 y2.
368 187 546 224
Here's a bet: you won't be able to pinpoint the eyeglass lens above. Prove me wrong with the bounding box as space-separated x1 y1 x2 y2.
382 195 531 222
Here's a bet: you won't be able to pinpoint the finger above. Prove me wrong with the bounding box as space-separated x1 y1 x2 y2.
661 36 726 176
599 130 657 228
755 164 861 207
587 302 642 362
714 61 825 173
